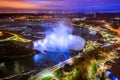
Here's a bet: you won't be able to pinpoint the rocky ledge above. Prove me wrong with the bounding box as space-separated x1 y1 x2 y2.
0 40 39 59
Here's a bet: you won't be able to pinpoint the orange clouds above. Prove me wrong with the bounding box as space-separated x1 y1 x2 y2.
0 1 46 9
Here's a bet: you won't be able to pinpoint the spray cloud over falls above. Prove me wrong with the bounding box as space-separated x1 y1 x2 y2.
33 22 85 53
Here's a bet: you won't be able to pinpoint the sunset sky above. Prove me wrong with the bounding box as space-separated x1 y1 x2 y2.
0 0 120 13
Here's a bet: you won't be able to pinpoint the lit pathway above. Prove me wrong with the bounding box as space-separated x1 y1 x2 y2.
0 31 31 42
29 56 75 80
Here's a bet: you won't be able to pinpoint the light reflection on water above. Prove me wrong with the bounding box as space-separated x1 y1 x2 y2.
33 51 70 67
34 53 43 63
0 51 74 78
106 70 120 80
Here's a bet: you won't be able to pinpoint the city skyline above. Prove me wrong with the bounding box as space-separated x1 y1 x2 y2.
0 0 120 13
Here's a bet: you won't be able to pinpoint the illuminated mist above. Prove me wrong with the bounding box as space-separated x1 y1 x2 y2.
33 22 85 53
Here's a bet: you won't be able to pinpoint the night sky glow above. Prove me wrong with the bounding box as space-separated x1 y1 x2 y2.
0 0 120 13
